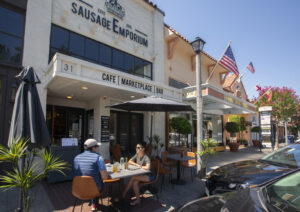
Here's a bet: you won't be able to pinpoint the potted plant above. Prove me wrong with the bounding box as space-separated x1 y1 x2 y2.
251 126 261 147
238 139 248 147
170 117 192 147
153 134 161 158
0 139 68 212
225 122 240 152
196 138 218 178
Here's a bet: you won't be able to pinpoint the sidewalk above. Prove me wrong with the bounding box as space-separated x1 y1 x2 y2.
154 146 274 212
0 146 275 212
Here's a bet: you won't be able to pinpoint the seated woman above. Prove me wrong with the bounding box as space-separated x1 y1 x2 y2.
122 142 154 206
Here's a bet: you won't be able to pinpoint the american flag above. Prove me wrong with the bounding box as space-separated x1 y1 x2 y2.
220 45 239 76
246 62 255 73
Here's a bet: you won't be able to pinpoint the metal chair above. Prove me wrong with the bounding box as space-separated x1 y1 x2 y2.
181 152 196 181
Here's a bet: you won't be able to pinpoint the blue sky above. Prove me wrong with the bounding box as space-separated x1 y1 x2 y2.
151 0 300 99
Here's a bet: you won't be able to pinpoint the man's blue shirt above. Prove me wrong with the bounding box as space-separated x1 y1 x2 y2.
74 150 106 189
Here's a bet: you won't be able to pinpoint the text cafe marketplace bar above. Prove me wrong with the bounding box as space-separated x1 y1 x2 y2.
0 0 256 164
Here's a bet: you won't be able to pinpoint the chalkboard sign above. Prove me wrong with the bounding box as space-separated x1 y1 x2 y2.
101 116 110 142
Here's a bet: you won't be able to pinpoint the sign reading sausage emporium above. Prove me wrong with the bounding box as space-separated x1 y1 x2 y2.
71 1 148 47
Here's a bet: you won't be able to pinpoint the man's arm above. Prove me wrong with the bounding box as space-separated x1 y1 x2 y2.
100 170 110 180
97 157 111 180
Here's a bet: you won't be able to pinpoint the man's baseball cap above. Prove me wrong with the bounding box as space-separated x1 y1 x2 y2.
84 139 100 148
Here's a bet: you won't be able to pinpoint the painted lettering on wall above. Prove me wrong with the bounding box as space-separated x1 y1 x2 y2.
101 73 163 94
71 2 148 47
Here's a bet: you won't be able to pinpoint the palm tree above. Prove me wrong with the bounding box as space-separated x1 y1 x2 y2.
0 138 68 212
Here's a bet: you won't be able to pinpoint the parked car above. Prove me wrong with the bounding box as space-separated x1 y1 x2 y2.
206 143 300 195
176 169 300 212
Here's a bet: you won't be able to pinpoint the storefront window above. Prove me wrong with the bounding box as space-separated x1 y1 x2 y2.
99 43 111 65
203 114 222 144
49 25 153 80
69 32 84 58
85 39 98 62
0 6 24 65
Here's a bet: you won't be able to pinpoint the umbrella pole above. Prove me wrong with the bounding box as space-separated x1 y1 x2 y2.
17 156 25 212
150 113 153 144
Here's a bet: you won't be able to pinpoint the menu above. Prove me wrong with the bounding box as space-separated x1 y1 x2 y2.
101 116 110 142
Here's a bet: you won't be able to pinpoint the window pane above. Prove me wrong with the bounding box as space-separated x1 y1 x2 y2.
50 26 69 51
69 33 84 57
112 49 124 70
0 6 24 37
99 44 111 66
0 32 22 64
134 57 144 76
124 54 134 73
85 39 98 62
144 61 152 78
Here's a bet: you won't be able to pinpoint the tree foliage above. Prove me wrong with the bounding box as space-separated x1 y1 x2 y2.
253 86 300 147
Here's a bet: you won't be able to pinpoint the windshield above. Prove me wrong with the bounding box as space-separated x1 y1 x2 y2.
265 171 300 211
261 145 300 168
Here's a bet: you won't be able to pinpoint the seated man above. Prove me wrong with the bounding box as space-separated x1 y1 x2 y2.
74 139 109 210
122 142 154 206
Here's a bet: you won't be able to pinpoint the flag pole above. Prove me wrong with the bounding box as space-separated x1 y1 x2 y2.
254 87 272 104
206 41 231 83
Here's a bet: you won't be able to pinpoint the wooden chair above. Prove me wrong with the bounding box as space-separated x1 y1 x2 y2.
145 143 152 155
111 144 122 162
181 152 196 181
139 159 160 202
158 161 172 190
161 151 177 172
72 176 103 212
104 159 110 164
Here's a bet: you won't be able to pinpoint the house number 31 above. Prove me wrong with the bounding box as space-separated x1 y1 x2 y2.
63 63 73 73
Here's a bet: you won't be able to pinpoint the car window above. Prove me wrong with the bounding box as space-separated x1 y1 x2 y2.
266 171 300 211
261 145 300 168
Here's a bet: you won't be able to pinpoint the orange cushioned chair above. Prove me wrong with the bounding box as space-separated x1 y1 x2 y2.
181 152 196 181
72 176 103 212
161 151 177 170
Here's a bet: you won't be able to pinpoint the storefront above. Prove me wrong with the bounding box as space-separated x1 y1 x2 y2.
183 83 256 150
21 0 181 159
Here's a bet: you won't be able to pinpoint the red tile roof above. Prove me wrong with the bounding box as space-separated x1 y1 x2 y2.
164 24 230 73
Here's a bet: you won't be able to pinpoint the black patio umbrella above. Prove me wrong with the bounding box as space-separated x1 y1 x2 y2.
108 96 194 144
7 66 51 212
8 66 51 147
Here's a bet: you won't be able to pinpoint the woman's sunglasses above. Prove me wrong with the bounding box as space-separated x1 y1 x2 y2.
136 146 144 149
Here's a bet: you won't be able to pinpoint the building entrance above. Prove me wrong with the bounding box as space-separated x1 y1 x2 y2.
46 105 85 150
110 111 143 155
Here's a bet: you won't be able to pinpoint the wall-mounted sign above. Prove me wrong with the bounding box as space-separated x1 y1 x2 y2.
224 96 249 109
61 138 78 147
71 1 148 47
105 0 125 19
101 72 164 95
101 116 110 142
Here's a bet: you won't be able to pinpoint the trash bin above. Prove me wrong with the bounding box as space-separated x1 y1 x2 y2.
288 135 294 144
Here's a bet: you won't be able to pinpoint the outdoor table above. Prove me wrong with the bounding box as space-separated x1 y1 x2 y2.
164 154 195 185
106 163 150 179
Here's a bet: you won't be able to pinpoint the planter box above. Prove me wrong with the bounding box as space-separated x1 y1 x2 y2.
252 140 260 147
229 143 240 152
47 146 80 183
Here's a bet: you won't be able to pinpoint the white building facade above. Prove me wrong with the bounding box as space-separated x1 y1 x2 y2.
22 0 181 159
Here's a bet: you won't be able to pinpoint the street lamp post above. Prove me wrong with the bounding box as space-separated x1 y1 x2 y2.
190 37 206 175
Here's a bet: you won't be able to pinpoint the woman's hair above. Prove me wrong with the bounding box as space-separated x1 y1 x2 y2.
136 142 146 148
